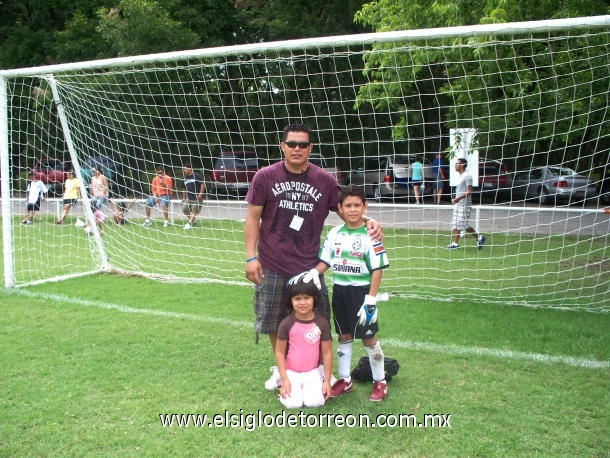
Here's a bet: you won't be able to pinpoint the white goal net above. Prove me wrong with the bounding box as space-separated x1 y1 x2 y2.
1 16 609 311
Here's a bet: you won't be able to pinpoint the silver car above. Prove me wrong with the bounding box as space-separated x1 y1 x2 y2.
349 154 433 201
511 166 597 205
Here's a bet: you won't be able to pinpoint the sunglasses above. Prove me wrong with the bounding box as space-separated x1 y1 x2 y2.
284 141 311 149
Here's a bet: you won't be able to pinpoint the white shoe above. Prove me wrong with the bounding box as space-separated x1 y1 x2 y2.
184 223 192 230
265 366 281 390
143 219 151 227
163 221 169 228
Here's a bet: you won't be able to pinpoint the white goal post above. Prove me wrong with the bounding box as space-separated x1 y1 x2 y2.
1 15 609 311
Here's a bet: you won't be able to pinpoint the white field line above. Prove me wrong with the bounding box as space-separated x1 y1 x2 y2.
9 289 610 370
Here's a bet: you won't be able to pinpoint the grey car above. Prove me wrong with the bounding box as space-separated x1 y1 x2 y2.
349 154 433 201
511 166 597 205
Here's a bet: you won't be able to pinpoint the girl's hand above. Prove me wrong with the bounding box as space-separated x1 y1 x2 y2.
279 379 291 399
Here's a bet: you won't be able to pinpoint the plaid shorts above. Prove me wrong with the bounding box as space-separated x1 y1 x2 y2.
252 267 330 335
451 204 472 231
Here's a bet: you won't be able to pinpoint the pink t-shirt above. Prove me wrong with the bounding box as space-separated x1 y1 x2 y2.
246 161 341 278
277 312 332 373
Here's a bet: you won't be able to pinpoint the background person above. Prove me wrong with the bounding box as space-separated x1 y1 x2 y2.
181 163 205 229
143 166 173 228
22 171 48 225
90 167 109 210
315 184 390 402
432 152 446 204
110 197 137 225
243 122 382 391
447 158 486 250
411 155 424 204
274 276 332 409
56 170 80 225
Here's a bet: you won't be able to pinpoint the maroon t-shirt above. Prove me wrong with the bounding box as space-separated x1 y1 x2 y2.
246 161 341 278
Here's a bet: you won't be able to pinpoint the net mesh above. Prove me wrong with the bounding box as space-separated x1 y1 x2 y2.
2 21 609 310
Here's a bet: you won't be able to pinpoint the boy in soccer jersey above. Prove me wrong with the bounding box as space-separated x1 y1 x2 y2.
314 184 390 401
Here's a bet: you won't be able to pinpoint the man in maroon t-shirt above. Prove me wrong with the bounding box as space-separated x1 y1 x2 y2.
244 123 382 390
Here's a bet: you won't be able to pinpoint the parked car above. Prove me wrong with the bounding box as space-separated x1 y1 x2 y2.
598 167 610 206
471 159 511 203
511 166 597 205
31 158 72 195
208 150 260 198
348 154 434 201
308 153 344 184
80 155 129 197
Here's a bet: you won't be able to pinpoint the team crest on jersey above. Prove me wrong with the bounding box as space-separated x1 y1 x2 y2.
304 324 321 344
373 242 386 256
352 237 362 251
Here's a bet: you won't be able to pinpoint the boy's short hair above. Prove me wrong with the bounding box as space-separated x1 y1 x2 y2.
285 277 320 311
339 184 366 205
282 123 311 142
156 166 164 173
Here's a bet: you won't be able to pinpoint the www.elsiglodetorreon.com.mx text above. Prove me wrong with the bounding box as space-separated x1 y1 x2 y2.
159 410 452 431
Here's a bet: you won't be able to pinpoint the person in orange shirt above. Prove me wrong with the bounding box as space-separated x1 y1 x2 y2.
143 166 173 228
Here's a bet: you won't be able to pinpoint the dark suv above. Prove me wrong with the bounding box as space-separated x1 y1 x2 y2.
32 159 72 195
208 151 260 198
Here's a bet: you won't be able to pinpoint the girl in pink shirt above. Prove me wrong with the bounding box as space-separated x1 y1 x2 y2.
274 277 332 408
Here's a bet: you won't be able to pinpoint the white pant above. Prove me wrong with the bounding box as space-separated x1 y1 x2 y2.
279 368 325 409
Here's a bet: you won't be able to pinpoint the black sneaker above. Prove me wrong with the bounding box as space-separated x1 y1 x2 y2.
446 243 459 249
477 236 487 250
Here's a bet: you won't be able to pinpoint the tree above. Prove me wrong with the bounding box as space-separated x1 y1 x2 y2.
354 0 610 168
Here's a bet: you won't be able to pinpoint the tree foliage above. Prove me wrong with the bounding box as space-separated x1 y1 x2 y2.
354 0 610 168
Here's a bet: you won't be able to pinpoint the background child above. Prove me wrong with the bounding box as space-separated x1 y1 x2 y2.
274 276 332 409
22 171 48 225
315 184 390 401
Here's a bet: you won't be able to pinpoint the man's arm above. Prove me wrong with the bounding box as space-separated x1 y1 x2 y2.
453 184 473 204
198 180 205 201
335 210 383 241
244 203 264 284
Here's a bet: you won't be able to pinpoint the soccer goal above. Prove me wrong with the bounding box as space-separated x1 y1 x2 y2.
1 16 609 311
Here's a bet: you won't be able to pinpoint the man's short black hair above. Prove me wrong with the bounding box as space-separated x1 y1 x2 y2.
457 158 468 166
156 165 165 172
339 184 366 205
282 123 311 142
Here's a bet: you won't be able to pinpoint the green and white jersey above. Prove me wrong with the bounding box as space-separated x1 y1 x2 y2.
319 224 389 287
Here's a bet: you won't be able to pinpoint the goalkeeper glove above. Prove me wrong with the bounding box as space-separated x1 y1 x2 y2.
357 295 378 326
287 269 321 290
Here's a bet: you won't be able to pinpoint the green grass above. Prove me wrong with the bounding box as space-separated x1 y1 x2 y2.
1 274 609 457
5 215 610 309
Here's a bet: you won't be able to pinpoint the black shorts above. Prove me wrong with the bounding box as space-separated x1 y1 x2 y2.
63 199 78 206
332 283 378 339
27 199 41 211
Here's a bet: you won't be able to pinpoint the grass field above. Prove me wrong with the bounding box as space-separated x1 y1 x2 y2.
1 272 609 457
6 214 610 310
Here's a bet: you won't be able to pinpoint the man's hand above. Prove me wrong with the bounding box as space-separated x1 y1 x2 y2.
357 294 378 326
366 218 383 242
288 269 321 290
245 258 264 285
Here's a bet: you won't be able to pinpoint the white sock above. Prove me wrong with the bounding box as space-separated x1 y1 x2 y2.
337 340 353 380
365 341 386 382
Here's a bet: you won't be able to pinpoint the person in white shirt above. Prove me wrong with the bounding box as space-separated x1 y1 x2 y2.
22 171 48 225
447 158 486 250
